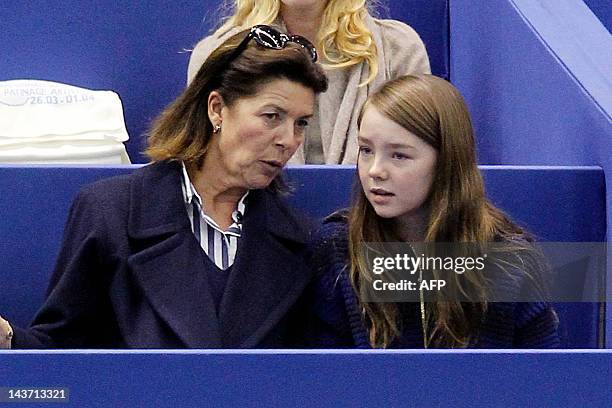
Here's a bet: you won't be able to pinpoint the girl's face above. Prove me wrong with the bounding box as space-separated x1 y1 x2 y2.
358 106 438 225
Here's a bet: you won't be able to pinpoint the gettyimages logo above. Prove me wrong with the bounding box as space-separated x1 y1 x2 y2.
360 242 607 303
371 252 487 275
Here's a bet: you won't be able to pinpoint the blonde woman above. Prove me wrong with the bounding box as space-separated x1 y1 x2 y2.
188 0 430 164
309 75 559 348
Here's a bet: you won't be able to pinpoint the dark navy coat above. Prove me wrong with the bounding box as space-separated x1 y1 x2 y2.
12 161 313 348
307 216 560 348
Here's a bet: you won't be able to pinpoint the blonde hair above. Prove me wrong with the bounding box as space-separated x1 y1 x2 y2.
214 0 379 86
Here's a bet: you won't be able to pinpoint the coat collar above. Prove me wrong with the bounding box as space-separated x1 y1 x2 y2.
126 161 311 347
127 161 309 243
127 161 190 239
217 186 312 347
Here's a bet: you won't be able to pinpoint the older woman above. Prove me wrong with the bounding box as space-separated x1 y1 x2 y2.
0 26 327 348
188 0 430 164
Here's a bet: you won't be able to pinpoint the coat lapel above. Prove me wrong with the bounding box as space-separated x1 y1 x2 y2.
126 161 222 348
218 189 312 348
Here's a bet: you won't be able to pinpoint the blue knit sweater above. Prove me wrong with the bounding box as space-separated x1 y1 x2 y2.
308 215 560 348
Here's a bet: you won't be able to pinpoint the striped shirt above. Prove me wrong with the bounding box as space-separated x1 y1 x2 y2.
181 163 248 270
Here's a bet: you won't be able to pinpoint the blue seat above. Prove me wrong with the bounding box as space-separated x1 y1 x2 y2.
0 165 605 347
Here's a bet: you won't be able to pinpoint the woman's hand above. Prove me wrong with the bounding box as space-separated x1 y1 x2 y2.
0 316 13 348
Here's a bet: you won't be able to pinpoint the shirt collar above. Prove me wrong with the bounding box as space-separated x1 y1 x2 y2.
180 162 249 220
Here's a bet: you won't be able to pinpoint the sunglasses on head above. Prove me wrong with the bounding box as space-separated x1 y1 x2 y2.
229 25 318 64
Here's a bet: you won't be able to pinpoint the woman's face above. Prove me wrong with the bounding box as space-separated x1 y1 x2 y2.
358 106 438 223
207 78 314 190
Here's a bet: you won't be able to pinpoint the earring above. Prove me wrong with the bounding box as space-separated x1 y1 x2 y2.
213 124 221 133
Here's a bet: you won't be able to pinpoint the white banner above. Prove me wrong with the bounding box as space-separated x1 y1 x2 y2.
0 80 131 163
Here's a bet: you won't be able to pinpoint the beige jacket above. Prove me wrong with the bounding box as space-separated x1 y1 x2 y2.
187 14 430 164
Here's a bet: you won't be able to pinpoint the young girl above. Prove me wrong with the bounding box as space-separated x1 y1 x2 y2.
310 74 559 348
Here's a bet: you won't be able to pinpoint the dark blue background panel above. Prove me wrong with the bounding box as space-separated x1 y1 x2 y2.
584 0 612 32
0 350 611 407
376 0 449 79
479 166 606 242
0 165 606 347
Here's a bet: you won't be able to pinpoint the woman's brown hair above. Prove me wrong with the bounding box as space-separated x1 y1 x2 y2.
350 74 536 348
146 28 328 172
